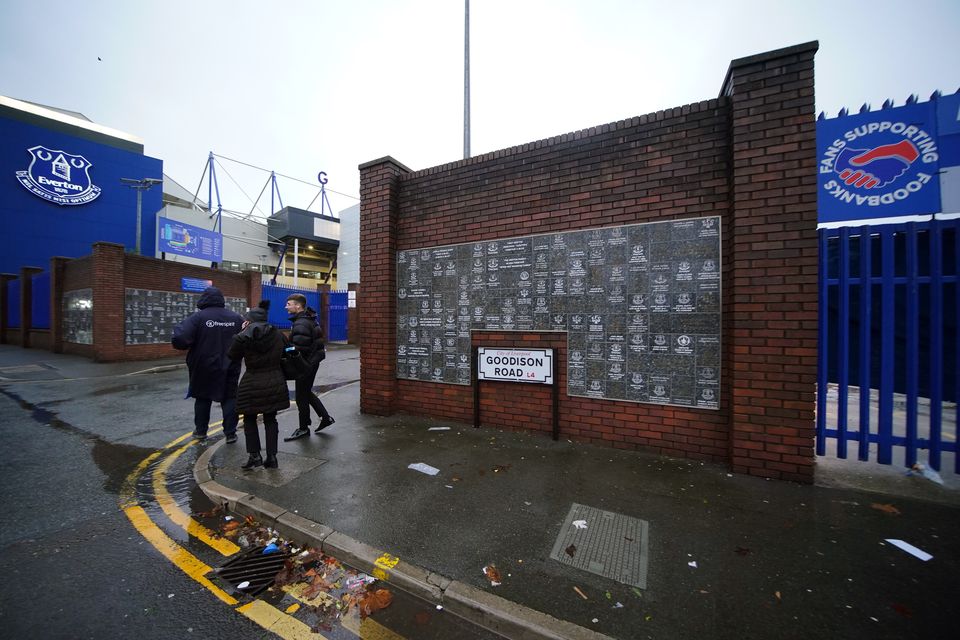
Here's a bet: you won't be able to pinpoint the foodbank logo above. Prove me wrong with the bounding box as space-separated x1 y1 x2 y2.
16 146 102 205
820 117 938 210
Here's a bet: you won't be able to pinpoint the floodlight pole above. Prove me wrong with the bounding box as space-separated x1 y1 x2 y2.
464 0 471 159
121 177 163 255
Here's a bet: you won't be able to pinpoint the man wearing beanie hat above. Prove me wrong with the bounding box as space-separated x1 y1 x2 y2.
228 300 290 469
172 286 243 443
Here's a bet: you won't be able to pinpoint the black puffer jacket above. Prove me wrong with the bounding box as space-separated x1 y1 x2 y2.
228 321 290 416
288 307 325 367
171 287 242 401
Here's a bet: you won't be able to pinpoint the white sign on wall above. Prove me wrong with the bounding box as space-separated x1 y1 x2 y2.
478 348 554 384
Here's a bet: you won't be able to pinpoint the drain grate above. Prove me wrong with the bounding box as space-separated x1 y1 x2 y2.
549 503 649 589
212 545 290 597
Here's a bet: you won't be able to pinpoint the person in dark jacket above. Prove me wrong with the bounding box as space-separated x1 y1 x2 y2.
282 293 335 441
228 301 290 469
171 286 242 443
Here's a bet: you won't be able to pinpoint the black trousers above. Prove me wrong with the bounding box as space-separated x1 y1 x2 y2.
193 396 237 436
294 361 330 428
243 412 278 456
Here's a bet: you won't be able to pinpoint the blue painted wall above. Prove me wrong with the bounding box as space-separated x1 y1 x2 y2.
0 115 163 274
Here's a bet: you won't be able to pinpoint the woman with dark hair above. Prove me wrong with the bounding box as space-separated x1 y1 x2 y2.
228 301 290 469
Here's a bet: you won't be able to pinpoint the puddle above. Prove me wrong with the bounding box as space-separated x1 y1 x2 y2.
0 387 155 496
91 384 143 396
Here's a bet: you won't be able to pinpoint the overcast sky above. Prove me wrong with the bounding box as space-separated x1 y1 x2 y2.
2 0 958 219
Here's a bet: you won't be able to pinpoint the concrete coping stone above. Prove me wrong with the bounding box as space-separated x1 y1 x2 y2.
235 494 288 523
274 511 334 548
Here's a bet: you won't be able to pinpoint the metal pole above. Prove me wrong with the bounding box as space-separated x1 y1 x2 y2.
473 345 480 428
463 0 470 159
135 189 142 255
293 237 299 288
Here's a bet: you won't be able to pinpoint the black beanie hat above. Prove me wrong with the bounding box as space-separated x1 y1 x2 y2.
245 299 270 322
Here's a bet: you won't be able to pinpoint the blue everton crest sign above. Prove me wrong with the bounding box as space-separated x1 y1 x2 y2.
15 145 102 205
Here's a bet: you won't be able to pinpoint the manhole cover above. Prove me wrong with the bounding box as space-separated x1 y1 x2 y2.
549 503 649 589
211 545 290 597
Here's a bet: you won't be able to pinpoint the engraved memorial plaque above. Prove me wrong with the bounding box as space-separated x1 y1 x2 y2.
395 216 721 408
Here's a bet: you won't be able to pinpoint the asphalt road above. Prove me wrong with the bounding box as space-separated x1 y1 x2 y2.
0 348 499 639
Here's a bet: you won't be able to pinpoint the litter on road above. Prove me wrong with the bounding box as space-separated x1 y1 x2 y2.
885 539 933 561
572 519 588 529
407 462 440 476
427 427 451 431
483 564 502 586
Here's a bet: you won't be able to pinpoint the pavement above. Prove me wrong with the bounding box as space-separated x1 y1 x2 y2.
2 344 959 639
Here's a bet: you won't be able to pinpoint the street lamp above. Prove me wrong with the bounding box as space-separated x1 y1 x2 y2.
121 177 163 255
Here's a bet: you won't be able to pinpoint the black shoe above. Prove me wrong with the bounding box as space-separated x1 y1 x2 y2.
283 427 310 441
314 416 335 433
192 431 208 442
225 433 238 444
264 454 278 469
241 454 263 470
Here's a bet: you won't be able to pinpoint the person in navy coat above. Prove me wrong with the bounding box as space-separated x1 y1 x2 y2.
172 286 243 442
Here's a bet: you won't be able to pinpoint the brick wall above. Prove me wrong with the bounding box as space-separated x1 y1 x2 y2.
54 243 259 362
360 43 818 480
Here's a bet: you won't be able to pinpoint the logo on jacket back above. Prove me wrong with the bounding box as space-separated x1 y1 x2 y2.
205 320 236 328
820 120 938 209
16 146 102 205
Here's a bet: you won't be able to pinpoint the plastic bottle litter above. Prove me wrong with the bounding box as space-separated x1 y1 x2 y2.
908 463 944 485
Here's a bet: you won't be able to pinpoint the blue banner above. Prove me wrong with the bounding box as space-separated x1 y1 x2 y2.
817 101 941 223
158 217 223 262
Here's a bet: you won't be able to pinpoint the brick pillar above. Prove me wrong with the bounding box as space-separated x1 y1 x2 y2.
243 270 262 311
50 257 71 353
358 156 409 415
19 266 43 348
91 242 127 362
347 282 358 346
722 42 819 482
0 273 16 345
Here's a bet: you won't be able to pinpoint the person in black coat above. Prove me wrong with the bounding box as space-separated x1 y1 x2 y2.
282 293 335 441
228 301 290 469
171 286 242 443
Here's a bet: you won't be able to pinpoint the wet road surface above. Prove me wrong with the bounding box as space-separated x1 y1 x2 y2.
0 351 501 639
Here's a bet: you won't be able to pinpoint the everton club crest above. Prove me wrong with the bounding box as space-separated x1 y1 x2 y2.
16 145 102 205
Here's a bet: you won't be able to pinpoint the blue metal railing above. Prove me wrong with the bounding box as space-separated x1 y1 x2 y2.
817 219 958 472
260 283 320 330
328 290 348 342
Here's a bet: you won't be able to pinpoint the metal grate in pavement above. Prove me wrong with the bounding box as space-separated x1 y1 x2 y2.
549 503 649 589
212 545 290 597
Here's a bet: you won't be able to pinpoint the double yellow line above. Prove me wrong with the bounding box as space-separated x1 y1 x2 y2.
119 423 324 638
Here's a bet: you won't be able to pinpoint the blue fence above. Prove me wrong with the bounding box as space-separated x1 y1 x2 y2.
817 219 958 472
31 271 51 329
260 283 320 330
7 278 20 328
328 290 348 342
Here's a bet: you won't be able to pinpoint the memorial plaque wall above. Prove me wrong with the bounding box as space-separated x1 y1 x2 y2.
396 216 721 409
124 288 247 345
62 289 93 345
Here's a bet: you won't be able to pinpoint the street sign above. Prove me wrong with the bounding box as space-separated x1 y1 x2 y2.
477 348 553 384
